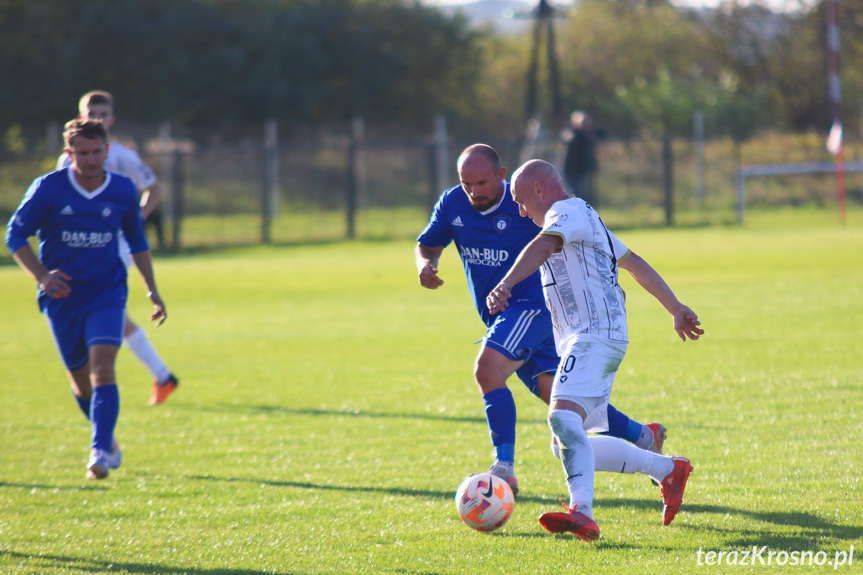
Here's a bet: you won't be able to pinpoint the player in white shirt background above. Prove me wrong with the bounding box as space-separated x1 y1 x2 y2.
487 159 704 542
58 91 178 405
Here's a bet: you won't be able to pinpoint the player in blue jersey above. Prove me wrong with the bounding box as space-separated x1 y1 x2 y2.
58 90 179 405
416 144 665 496
5 119 167 480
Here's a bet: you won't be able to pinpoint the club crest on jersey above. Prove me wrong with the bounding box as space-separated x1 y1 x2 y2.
101 206 112 218
493 215 511 235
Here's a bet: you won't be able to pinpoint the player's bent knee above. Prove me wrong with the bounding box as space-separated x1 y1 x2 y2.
474 350 517 394
473 365 508 394
548 409 588 450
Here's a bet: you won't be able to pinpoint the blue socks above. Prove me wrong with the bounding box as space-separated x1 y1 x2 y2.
606 403 644 445
480 394 648 464
483 388 516 464
90 384 119 452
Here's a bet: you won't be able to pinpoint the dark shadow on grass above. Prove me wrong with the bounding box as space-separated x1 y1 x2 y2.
594 498 863 546
0 549 295 575
129 236 423 262
677 522 861 552
188 474 561 506
147 237 346 260
0 482 109 492
195 476 860 551
200 402 548 426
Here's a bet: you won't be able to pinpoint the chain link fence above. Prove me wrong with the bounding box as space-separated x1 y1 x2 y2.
2 125 860 261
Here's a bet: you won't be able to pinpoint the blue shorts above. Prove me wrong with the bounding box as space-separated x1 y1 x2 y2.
46 307 125 371
483 304 559 397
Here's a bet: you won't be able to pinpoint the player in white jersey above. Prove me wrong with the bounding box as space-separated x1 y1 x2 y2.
58 91 178 405
417 145 668 497
487 159 704 541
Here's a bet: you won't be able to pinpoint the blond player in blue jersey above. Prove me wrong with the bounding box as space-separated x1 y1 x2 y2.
58 91 178 405
487 159 704 541
7 119 168 479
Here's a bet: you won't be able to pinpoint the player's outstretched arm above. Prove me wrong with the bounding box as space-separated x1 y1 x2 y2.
131 250 167 326
618 251 704 342
416 243 445 289
487 233 561 315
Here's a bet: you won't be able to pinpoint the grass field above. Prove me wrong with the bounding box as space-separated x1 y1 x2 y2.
1 218 861 574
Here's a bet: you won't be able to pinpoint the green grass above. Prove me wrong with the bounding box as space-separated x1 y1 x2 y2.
1 222 862 574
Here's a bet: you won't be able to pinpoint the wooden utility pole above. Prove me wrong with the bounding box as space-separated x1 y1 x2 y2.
524 0 564 132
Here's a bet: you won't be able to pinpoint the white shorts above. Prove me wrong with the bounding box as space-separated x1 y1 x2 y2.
550 336 628 433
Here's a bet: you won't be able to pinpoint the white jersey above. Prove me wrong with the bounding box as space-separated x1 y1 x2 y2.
57 141 157 193
539 197 630 353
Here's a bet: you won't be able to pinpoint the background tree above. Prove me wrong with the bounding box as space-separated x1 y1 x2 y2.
0 0 485 143
554 0 714 137
2 0 861 151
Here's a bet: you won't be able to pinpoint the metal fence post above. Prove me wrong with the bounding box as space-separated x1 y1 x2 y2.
352 116 367 210
262 118 278 244
346 129 358 239
694 110 705 209
158 122 175 244
662 132 674 226
434 114 449 193
171 150 184 252
427 143 438 212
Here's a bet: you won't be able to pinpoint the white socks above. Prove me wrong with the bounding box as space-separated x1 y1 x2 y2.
590 435 675 484
124 327 171 384
549 427 676 485
548 409 595 517
636 424 655 449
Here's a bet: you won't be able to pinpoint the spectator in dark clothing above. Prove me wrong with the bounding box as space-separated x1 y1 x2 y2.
562 111 602 206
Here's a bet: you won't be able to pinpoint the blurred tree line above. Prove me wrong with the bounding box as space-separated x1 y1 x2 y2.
1 0 861 150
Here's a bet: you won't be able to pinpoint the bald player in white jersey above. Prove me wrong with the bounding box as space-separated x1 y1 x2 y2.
486 159 704 542
58 91 178 405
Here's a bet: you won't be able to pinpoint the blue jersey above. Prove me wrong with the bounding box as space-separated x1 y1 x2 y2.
417 182 546 326
5 168 149 317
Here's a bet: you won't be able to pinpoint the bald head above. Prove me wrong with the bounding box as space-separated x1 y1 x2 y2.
570 110 591 130
511 160 567 197
457 144 502 172
509 160 570 226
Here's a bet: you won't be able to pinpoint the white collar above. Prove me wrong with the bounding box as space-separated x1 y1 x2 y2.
67 167 111 199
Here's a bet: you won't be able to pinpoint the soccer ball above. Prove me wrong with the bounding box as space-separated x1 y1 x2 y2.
454 473 515 532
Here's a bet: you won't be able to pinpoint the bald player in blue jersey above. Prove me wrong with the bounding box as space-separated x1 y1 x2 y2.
6 119 167 480
416 144 665 496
